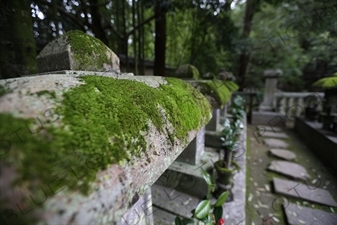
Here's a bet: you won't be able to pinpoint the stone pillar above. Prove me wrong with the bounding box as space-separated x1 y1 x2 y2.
206 109 220 131
176 127 205 165
117 188 154 225
259 69 283 112
220 104 228 117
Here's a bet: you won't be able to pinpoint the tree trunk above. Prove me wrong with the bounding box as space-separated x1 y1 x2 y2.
236 0 257 91
88 0 109 45
0 0 37 79
153 1 166 76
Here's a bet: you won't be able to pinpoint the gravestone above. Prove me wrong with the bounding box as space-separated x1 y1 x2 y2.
259 69 283 112
273 178 337 207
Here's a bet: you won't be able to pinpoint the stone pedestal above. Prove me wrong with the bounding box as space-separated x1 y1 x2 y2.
176 127 205 165
117 188 154 225
259 69 283 112
206 109 220 131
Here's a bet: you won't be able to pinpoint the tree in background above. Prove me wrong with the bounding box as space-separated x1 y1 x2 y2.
0 0 37 79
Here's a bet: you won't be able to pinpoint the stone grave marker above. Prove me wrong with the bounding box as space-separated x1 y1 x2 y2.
274 178 337 207
269 149 296 161
268 161 310 180
284 203 337 225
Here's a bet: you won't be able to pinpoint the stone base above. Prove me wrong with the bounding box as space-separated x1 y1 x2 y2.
176 127 205 165
252 111 287 127
206 109 220 131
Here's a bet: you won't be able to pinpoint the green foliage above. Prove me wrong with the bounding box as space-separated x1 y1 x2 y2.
175 170 228 225
312 73 337 89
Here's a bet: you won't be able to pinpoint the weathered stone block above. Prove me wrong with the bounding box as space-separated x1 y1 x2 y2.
0 72 211 225
175 64 200 79
206 109 220 131
176 127 205 165
36 30 120 73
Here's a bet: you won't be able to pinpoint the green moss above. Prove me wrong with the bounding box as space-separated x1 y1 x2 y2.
175 64 200 79
198 79 237 107
58 30 112 71
313 73 337 89
0 75 211 199
0 84 8 97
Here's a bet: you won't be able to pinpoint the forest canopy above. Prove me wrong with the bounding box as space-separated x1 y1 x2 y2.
1 0 336 92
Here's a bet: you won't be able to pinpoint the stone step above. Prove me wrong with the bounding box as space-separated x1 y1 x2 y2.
273 177 337 207
263 138 289 148
259 131 289 139
269 149 297 161
284 203 337 225
152 206 176 225
268 161 311 180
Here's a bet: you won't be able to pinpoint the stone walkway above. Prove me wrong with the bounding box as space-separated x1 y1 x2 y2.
246 124 337 225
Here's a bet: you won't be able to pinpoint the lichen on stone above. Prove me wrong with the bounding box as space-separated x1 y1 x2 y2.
0 75 211 198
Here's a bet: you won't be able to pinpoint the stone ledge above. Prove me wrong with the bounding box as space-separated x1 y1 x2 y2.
0 73 211 225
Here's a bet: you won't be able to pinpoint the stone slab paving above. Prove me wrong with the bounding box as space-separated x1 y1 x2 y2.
284 203 337 225
263 138 289 148
273 178 337 207
260 131 289 138
257 125 283 132
152 206 176 225
268 161 311 180
269 149 296 161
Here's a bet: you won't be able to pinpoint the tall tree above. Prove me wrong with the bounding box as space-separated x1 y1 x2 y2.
0 0 37 79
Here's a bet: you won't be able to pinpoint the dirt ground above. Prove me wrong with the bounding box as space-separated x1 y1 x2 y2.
245 124 337 225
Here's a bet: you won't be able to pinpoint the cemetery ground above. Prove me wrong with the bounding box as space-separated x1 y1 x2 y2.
246 123 337 225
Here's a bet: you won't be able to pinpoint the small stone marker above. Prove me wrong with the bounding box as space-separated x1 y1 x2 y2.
273 178 337 207
284 203 337 225
268 161 310 180
269 149 296 161
36 30 120 73
264 138 289 148
260 131 289 139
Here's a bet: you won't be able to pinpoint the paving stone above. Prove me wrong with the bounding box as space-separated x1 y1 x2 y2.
268 161 310 180
153 206 176 225
273 178 337 207
257 125 283 132
284 202 337 225
269 149 296 161
260 131 289 139
263 138 289 148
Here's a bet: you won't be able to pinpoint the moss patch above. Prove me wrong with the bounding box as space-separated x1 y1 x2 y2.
35 90 56 99
57 30 113 71
0 75 211 198
175 64 200 79
313 73 337 89
198 79 238 107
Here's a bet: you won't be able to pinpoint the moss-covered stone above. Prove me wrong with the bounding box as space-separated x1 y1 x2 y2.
175 64 200 79
197 80 238 107
0 75 211 198
313 73 337 89
37 30 119 72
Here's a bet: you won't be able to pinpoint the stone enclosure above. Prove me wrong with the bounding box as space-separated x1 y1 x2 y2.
0 30 238 225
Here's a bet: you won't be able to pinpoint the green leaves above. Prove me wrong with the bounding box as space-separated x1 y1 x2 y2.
194 200 211 219
175 217 194 225
213 206 223 222
214 191 229 207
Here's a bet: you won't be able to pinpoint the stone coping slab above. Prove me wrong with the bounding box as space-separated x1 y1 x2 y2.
0 73 211 225
268 161 310 180
284 203 337 225
273 178 337 207
269 149 296 161
263 138 289 148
